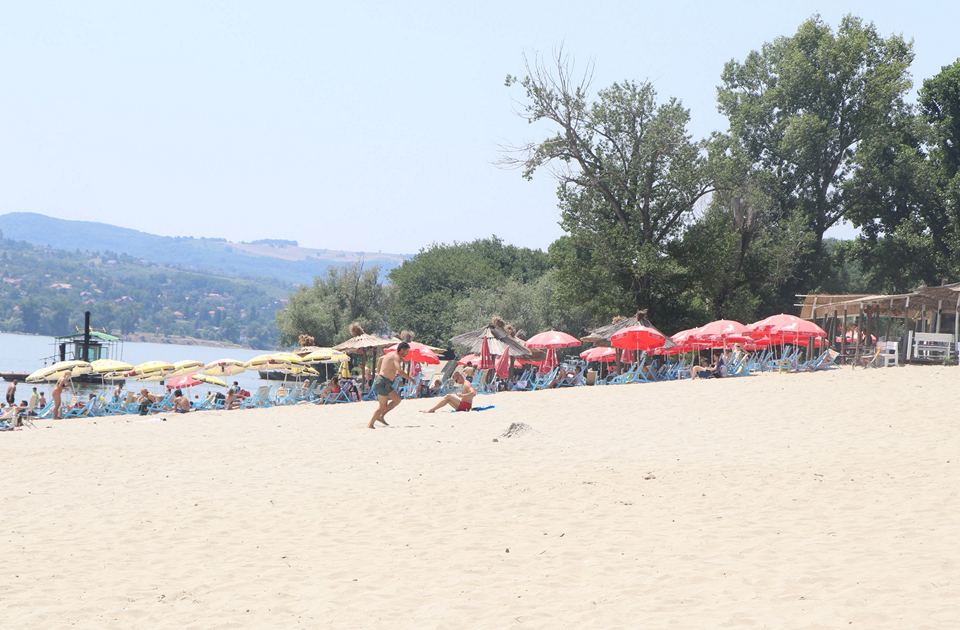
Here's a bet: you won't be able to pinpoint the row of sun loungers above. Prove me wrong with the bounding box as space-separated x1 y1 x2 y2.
19 347 837 423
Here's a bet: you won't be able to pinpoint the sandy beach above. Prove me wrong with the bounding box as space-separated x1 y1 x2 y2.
2 366 959 629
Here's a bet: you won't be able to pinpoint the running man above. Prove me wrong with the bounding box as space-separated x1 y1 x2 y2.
368 342 413 429
420 371 475 413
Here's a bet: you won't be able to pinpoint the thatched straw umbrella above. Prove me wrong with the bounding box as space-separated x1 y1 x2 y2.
332 323 400 387
581 310 672 346
450 317 533 357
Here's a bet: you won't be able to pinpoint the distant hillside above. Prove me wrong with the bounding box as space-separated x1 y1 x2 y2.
0 235 285 348
0 213 407 285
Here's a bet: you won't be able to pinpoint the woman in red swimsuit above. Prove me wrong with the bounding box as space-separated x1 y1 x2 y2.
420 371 476 413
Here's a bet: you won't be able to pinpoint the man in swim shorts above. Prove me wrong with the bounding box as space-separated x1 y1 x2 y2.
420 371 476 413
368 342 412 429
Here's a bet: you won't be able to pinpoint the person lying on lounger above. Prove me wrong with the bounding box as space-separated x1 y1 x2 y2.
420 371 476 413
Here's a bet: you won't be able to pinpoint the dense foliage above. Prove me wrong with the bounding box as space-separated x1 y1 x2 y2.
276 265 391 346
0 235 283 348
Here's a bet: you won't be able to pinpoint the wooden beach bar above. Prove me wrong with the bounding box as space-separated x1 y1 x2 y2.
797 282 960 365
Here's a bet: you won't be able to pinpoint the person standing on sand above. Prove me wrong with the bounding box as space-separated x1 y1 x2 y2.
6 379 17 406
368 342 412 429
420 371 475 413
52 373 71 419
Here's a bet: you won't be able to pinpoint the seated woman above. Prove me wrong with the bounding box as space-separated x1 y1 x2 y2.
137 388 158 415
420 371 476 413
318 376 342 400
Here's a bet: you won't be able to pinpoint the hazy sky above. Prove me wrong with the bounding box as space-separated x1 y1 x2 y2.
0 1 956 253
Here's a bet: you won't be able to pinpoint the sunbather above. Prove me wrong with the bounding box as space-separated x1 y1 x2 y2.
52 373 70 419
319 376 341 400
137 389 158 415
420 371 476 413
173 389 191 413
690 354 724 379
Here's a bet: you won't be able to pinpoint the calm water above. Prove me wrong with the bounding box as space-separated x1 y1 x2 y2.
0 332 316 399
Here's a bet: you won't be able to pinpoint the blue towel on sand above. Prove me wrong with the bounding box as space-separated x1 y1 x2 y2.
470 405 495 412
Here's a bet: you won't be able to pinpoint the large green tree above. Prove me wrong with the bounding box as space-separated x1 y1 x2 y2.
505 54 712 317
275 264 389 346
717 15 914 247
388 237 550 345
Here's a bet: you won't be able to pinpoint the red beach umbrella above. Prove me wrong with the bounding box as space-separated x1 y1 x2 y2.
670 327 702 346
165 375 201 389
542 348 558 370
457 353 480 366
611 325 667 352
579 347 617 363
494 347 511 379
694 320 747 343
384 342 441 365
525 330 581 349
479 336 494 370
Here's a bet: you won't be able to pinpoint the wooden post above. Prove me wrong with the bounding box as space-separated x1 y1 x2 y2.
904 296 912 362
853 305 864 366
884 299 893 345
936 300 943 333
955 294 960 342
954 294 960 358
920 304 927 333
841 306 848 363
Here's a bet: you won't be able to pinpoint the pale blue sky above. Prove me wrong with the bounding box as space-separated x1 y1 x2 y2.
0 1 956 253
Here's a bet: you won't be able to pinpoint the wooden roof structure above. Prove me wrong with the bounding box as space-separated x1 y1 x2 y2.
333 333 401 354
449 325 533 357
798 283 960 320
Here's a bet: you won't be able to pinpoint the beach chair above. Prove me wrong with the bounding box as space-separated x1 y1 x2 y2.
400 373 423 399
63 398 98 418
556 363 588 388
240 386 272 409
321 382 354 404
530 367 559 391
33 401 55 419
0 405 23 428
610 356 646 384
147 392 175 413
880 341 899 367
510 367 535 391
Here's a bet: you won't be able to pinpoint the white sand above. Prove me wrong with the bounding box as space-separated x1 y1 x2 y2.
2 366 959 629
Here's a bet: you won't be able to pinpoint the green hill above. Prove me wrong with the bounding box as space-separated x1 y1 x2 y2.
0 235 285 348
0 212 407 285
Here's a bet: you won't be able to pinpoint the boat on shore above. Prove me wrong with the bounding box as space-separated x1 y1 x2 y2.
1 311 127 385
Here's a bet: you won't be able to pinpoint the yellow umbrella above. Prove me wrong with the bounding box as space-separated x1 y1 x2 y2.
301 348 350 364
246 352 304 367
194 374 227 387
25 360 92 383
130 361 175 376
203 358 247 376
169 360 204 377
90 359 134 374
